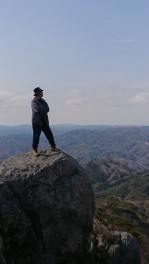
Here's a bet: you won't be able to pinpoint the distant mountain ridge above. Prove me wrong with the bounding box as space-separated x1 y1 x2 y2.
57 126 149 165
82 158 144 183
1 125 149 170
0 124 118 136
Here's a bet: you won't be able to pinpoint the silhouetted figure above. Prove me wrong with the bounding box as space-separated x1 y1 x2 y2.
31 87 59 156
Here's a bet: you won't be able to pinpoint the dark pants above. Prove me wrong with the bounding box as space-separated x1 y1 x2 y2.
32 124 56 150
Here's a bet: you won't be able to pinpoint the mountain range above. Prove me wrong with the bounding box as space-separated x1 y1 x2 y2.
0 124 149 263
1 124 149 168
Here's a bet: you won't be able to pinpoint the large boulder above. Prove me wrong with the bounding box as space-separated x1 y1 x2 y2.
0 150 94 264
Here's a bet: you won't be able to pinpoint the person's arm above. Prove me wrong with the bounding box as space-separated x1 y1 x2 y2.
31 99 48 114
43 100 50 113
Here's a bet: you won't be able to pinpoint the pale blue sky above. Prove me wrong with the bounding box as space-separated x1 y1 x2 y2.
0 0 149 125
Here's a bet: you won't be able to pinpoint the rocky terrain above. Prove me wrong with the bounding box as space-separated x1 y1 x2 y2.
83 160 149 264
0 151 141 264
93 218 141 264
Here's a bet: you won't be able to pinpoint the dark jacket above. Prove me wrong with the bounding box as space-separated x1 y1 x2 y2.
31 97 50 126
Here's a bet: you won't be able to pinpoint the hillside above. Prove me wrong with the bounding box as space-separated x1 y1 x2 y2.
82 158 144 183
57 126 149 165
95 196 149 264
83 159 149 200
82 160 149 264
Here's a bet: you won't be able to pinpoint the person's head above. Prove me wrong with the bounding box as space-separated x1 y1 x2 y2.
33 87 43 97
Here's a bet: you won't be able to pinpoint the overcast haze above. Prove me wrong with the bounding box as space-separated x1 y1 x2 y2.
0 0 149 125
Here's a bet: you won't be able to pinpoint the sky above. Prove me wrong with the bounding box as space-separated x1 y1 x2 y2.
0 0 149 125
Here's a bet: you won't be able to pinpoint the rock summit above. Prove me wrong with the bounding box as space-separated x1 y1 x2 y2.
0 150 94 264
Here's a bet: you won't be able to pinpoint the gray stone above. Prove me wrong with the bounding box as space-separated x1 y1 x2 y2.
0 150 94 264
0 236 6 264
93 218 141 264
107 231 141 264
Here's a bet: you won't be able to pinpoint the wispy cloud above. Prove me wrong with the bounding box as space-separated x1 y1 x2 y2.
65 97 87 106
63 89 87 106
0 91 32 124
0 90 14 103
129 93 149 104
0 91 32 107
7 93 32 105
0 91 32 117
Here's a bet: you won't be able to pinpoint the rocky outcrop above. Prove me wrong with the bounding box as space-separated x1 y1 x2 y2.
94 219 141 264
0 150 94 264
107 231 141 264
0 150 141 264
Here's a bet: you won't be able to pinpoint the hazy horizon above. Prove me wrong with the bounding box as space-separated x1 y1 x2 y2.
0 1 149 126
0 123 148 128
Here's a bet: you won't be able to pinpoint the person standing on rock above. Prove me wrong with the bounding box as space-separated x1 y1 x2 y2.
31 87 59 156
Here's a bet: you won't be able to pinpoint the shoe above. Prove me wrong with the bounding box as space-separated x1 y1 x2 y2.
32 149 39 156
51 146 60 152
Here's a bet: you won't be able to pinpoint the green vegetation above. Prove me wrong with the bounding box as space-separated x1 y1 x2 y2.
82 160 149 264
95 173 149 200
96 197 142 238
95 196 149 264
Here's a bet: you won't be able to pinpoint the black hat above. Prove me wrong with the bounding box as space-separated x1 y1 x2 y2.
33 87 43 95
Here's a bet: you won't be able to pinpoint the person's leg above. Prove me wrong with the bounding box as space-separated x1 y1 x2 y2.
32 124 42 151
42 125 56 148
